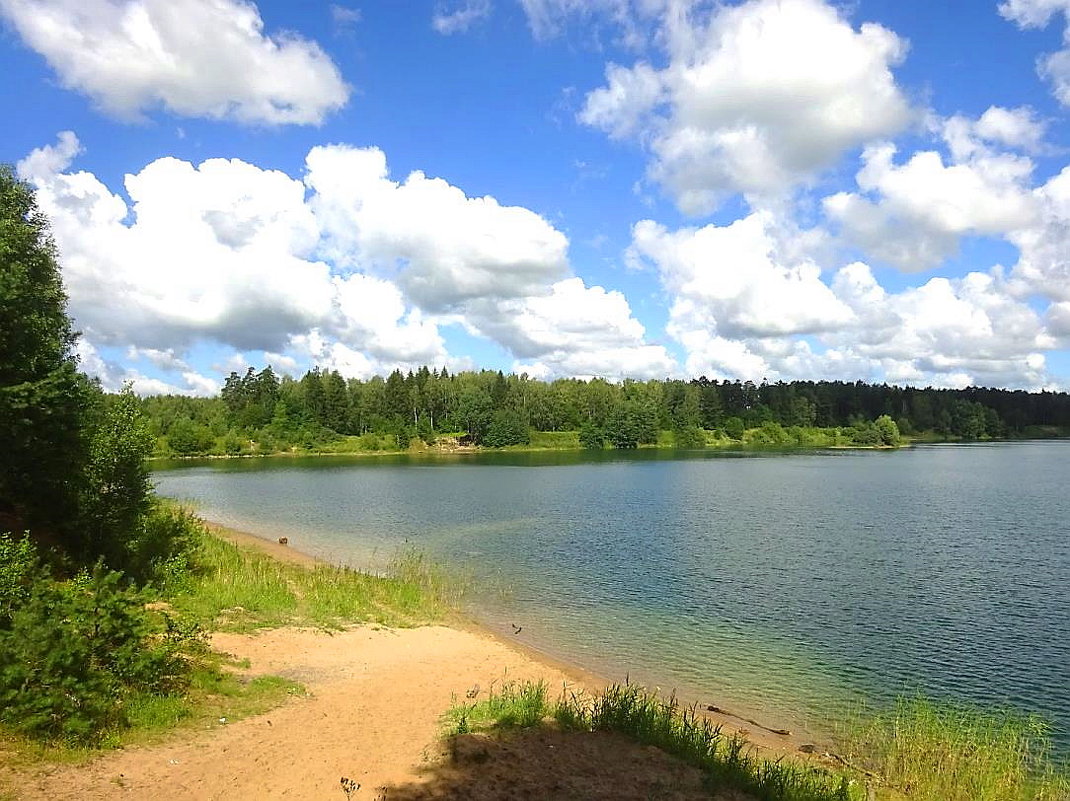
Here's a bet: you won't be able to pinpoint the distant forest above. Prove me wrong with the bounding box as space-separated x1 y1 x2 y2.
137 366 1070 457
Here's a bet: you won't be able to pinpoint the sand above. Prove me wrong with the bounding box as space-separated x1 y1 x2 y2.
0 526 790 800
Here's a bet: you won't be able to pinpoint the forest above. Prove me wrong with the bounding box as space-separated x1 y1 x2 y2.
139 364 1070 457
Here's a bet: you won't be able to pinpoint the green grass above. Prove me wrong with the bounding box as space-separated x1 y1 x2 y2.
444 680 554 734
445 681 858 801
839 697 1070 801
0 652 304 766
169 530 460 631
527 430 581 449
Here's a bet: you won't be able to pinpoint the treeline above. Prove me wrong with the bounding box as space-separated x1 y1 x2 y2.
141 364 1070 456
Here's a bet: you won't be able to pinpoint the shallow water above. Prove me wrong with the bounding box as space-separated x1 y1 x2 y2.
153 442 1070 746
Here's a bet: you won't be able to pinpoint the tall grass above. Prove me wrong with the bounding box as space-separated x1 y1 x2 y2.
444 680 552 734
840 697 1070 801
445 681 858 801
170 531 459 630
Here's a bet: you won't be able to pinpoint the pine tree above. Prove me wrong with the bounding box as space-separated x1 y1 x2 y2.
0 164 94 547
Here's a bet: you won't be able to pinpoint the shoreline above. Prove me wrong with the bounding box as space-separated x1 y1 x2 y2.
206 518 815 757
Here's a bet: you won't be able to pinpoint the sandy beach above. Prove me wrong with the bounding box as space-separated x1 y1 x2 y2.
1 525 799 800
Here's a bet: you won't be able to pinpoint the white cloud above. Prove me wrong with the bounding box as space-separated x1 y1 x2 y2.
518 0 660 47
630 211 855 340
581 0 912 213
1000 0 1070 105
21 135 334 352
21 132 675 384
432 0 492 34
330 4 361 29
127 346 190 372
628 207 1057 388
464 277 677 379
824 136 1039 272
330 273 447 365
306 144 570 311
828 266 1052 385
1008 165 1070 301
0 0 349 124
76 340 218 396
1048 301 1070 336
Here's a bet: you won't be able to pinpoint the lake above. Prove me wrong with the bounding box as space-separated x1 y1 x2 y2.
153 442 1070 747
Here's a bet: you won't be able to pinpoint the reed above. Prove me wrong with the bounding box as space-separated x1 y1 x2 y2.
840 696 1070 801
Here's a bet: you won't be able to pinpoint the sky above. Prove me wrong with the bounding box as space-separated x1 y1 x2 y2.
2 0 1070 395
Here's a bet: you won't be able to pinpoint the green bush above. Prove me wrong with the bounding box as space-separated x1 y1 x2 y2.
482 409 531 447
124 502 205 589
0 540 200 745
579 422 605 449
672 426 708 449
0 574 197 744
0 532 38 621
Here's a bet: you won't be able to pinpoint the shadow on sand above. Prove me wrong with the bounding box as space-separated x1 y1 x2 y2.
375 726 751 801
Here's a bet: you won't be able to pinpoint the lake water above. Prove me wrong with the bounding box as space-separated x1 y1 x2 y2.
153 442 1070 747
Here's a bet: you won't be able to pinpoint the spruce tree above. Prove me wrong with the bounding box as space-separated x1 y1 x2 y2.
0 164 94 549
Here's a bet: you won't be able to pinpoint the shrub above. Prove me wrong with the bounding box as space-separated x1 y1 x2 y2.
482 409 531 447
0 540 199 745
0 532 39 622
579 422 605 449
672 426 707 449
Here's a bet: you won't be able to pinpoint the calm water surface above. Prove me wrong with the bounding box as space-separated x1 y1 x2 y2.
154 442 1070 746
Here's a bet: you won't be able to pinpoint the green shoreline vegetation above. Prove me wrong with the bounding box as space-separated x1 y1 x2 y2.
4 163 1070 798
139 362 1070 459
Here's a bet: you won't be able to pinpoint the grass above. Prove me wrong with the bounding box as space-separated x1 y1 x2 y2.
0 650 304 767
445 683 1070 801
169 532 461 631
839 696 1070 801
444 680 554 734
445 681 858 801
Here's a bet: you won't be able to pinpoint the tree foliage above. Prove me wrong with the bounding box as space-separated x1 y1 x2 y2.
0 165 95 545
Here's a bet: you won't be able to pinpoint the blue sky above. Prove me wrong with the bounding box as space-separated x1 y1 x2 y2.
3 0 1070 393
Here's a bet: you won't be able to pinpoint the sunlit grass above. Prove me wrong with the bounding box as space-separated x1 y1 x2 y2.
169 530 460 631
840 696 1070 801
445 680 858 801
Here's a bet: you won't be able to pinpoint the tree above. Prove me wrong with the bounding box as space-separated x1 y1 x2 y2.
874 414 901 447
82 386 155 567
0 164 94 546
482 409 530 447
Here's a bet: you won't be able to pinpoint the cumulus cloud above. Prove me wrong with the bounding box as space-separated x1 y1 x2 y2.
20 134 333 351
629 210 1056 388
432 0 491 34
0 0 349 124
1000 0 1070 105
306 143 570 311
824 112 1040 272
463 277 677 379
581 0 912 213
77 340 218 396
630 211 855 340
1008 165 1070 301
20 132 673 385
